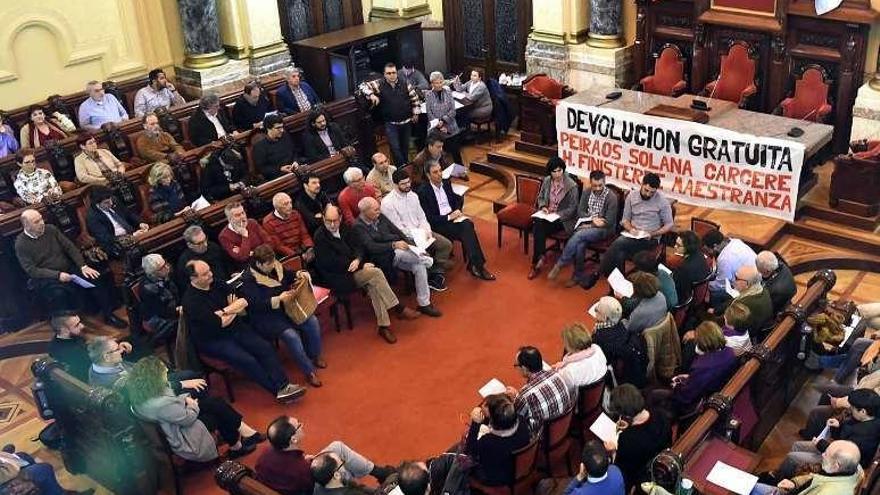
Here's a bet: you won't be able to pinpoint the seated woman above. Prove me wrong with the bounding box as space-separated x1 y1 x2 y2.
465 394 531 486
553 322 607 391
622 272 667 335
232 80 274 132
453 69 493 125
126 356 265 461
239 244 326 387
0 110 20 158
201 146 247 201
621 251 677 313
605 384 672 490
19 105 68 149
425 71 464 165
528 157 579 279
147 162 189 223
671 230 711 301
13 148 62 205
592 296 648 388
74 133 125 185
671 321 737 414
722 301 753 357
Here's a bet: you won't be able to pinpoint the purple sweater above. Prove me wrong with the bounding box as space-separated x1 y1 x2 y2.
673 347 737 409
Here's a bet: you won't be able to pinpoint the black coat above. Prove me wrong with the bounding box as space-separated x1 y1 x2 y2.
765 263 796 313
200 152 246 201
312 225 365 293
416 179 464 230
672 253 711 301
85 203 141 256
301 123 347 164
188 109 233 147
352 214 410 280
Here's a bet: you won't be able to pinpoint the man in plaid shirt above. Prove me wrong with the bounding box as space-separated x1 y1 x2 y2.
509 346 574 435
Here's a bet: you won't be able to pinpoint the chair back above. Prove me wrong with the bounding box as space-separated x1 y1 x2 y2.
544 407 575 447
691 264 715 305
515 174 542 207
690 217 720 240
644 45 686 96
785 67 830 120
512 436 541 482
713 43 757 104
523 74 565 100
576 377 606 418
671 293 693 331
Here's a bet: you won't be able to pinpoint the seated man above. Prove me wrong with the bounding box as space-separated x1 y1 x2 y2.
87 336 135 388
756 250 796 314
48 313 98 381
301 108 354 164
133 68 186 118
263 192 315 261
802 368 880 439
312 205 419 344
382 169 451 291
78 80 129 131
400 63 429 91
728 265 773 331
85 186 149 258
188 92 235 147
752 440 862 495
176 224 232 288
218 202 272 267
135 112 185 163
74 133 126 185
417 160 495 281
294 172 331 235
338 167 379 225
410 135 460 188
703 228 757 307
0 450 93 495
140 253 181 342
256 415 393 495
465 394 530 486
14 148 62 205
15 209 125 328
253 113 300 180
547 170 619 288
561 440 625 495
182 260 305 402
366 152 397 197
581 173 673 289
354 197 442 317
275 67 320 115
509 346 573 434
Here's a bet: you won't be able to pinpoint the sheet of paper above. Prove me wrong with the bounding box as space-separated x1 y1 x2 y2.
815 0 844 15
453 215 470 223
451 183 469 196
70 274 96 289
191 195 211 211
454 101 464 110
531 211 561 222
542 360 551 371
479 378 506 398
418 102 427 113
428 118 440 130
442 163 467 179
389 486 405 495
840 325 855 348
725 279 741 299
573 217 593 230
589 413 619 443
608 268 634 298
657 263 672 275
587 301 600 318
312 285 331 305
452 91 468 99
817 425 831 440
851 314 862 328
706 461 759 495
621 230 650 239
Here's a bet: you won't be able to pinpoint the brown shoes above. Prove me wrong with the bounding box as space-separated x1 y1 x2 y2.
307 373 323 387
378 326 398 344
394 306 421 320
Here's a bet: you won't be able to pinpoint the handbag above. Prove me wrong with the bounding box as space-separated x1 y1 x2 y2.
282 271 318 325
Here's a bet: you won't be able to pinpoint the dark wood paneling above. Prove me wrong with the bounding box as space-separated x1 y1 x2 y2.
443 0 532 77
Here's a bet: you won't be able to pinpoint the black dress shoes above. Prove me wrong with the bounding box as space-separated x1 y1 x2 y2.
468 265 496 281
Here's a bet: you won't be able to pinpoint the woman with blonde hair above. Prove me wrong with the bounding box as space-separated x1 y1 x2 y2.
147 162 189 223
553 322 607 390
126 356 263 461
671 321 737 412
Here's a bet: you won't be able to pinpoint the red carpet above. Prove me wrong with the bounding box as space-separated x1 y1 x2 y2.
187 218 610 494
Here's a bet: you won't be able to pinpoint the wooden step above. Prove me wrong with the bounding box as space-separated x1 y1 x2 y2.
786 216 880 256
798 203 880 232
514 140 557 157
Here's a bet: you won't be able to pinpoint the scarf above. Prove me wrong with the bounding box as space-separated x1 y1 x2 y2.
28 122 65 148
250 260 284 288
559 347 598 368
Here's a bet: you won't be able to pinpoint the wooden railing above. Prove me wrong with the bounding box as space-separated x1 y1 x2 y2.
216 461 282 495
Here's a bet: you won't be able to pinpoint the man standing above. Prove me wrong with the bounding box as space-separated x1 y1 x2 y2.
78 81 129 131
133 68 186 118
275 67 320 115
338 167 379 225
417 161 495 281
581 173 674 289
253 114 300 180
361 63 421 167
176 225 231 288
263 192 314 261
354 197 441 317
294 173 331 235
756 250 796 314
218 202 272 266
366 152 397 197
312 205 419 344
135 112 185 162
382 169 451 291
15 210 125 327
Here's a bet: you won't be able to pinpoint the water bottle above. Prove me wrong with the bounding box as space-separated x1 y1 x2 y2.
677 478 694 495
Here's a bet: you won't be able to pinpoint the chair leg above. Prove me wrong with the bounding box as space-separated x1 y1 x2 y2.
523 231 530 255
331 302 341 332
497 223 503 248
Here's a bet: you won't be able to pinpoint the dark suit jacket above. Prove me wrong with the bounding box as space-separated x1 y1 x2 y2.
673 253 711 301
200 152 245 201
86 203 141 256
764 262 796 313
352 214 410 277
188 109 233 147
416 179 464 230
275 81 320 115
301 123 347 164
312 225 366 294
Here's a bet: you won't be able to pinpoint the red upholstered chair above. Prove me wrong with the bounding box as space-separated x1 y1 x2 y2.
831 141 880 216
469 436 541 495
703 42 758 107
538 407 575 476
777 66 832 122
570 376 606 442
496 174 542 253
639 44 687 97
519 74 576 145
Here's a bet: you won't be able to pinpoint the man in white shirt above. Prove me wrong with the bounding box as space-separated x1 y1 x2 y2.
381 169 451 291
702 228 757 308
133 68 186 118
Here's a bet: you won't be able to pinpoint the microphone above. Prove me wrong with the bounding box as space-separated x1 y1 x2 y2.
692 65 723 111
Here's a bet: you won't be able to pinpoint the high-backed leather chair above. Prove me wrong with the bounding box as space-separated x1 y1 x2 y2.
519 74 576 146
776 66 832 122
703 42 758 108
639 44 687 97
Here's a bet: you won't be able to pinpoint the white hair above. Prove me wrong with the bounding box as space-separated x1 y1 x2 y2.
596 296 623 325
429 71 444 82
342 167 363 185
87 336 115 365
283 66 303 78
756 251 779 274
141 253 166 277
183 225 204 243
272 192 291 209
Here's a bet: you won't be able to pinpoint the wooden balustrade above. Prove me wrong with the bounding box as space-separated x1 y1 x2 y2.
215 461 282 495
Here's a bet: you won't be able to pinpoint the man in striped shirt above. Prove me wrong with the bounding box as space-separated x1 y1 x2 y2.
509 346 574 434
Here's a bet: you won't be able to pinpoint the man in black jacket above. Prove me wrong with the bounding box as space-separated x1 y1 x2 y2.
416 161 495 281
756 250 796 314
253 113 300 180
85 186 148 258
175 224 232 288
188 92 235 147
353 197 441 317
312 205 419 344
294 173 331 235
301 109 353 164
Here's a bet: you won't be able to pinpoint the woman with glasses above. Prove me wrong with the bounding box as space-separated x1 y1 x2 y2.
671 230 711 301
528 157 580 279
13 148 62 205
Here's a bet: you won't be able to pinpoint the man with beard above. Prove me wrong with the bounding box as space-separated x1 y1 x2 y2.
135 112 185 163
302 108 354 164
253 113 300 180
133 68 186 118
294 173 331 235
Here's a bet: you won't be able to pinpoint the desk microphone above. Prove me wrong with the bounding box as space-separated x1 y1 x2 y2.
692 66 722 112
598 81 623 107
605 91 622 100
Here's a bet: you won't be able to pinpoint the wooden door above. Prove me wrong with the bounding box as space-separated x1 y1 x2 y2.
443 0 532 77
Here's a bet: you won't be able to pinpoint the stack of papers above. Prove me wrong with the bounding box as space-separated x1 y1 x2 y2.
191 195 211 211
452 91 468 99
442 163 468 179
705 462 758 495
657 263 672 275
408 229 436 256
71 275 96 289
479 378 506 398
532 211 561 222
589 413 619 443
453 215 470 223
573 217 594 230
608 268 634 297
451 183 469 196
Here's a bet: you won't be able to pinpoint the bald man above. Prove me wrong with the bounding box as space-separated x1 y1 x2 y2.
366 152 397 197
14 209 125 327
263 192 314 261
729 264 773 331
751 440 862 494
353 196 441 318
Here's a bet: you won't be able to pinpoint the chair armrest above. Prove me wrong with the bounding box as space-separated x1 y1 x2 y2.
816 104 832 122
738 84 758 108
671 81 687 97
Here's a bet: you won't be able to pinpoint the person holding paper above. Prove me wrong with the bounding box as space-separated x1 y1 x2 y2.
702 229 757 309
263 192 315 261
527 157 579 280
417 161 495 281
86 185 150 258
751 440 862 495
452 69 493 125
218 202 273 267
232 80 275 132
425 72 464 166
559 440 625 495
410 135 462 188
621 272 667 336
147 162 190 223
338 167 381 225
606 384 671 490
366 152 398 197
465 394 531 486
510 346 573 434
581 173 673 290
547 170 619 288
620 251 677 314
671 231 711 302
592 297 649 388
15 209 127 328
553 322 607 390
353 197 442 318
200 146 248 201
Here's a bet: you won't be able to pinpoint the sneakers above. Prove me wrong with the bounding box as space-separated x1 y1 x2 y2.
276 383 307 402
428 273 448 292
418 304 443 317
394 306 421 320
378 326 397 344
547 263 562 281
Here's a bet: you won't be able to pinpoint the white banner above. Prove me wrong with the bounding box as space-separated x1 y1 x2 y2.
555 101 805 222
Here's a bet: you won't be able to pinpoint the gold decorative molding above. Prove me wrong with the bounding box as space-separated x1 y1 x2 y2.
184 49 229 69
370 6 401 19
224 44 251 60
587 32 624 49
401 4 432 18
530 29 567 45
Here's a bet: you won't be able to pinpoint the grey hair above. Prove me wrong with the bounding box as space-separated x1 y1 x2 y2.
429 71 444 83
342 167 363 185
755 251 779 274
50 314 76 334
424 158 441 178
224 202 245 221
272 192 291 209
357 196 379 213
86 80 101 91
182 224 204 243
87 336 115 365
283 66 303 78
141 253 166 277
596 296 623 325
199 92 220 110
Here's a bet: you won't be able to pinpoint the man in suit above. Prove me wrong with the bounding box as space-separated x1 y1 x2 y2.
85 185 148 258
301 108 353 164
417 161 495 281
276 67 321 116
353 197 441 317
312 204 419 344
188 92 235 147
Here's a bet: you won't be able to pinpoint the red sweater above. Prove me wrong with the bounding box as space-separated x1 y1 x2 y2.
218 219 271 263
337 184 378 225
255 447 313 494
262 210 313 257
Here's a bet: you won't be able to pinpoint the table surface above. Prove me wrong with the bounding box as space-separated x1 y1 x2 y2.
564 89 834 157
684 434 762 495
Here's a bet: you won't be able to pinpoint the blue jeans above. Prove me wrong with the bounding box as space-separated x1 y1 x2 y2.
384 122 412 167
558 227 607 276
750 483 779 495
198 330 289 395
20 461 65 495
278 315 322 376
599 236 657 276
834 337 873 383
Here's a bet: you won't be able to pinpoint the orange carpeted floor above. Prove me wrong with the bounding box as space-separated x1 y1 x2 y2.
186 218 609 494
